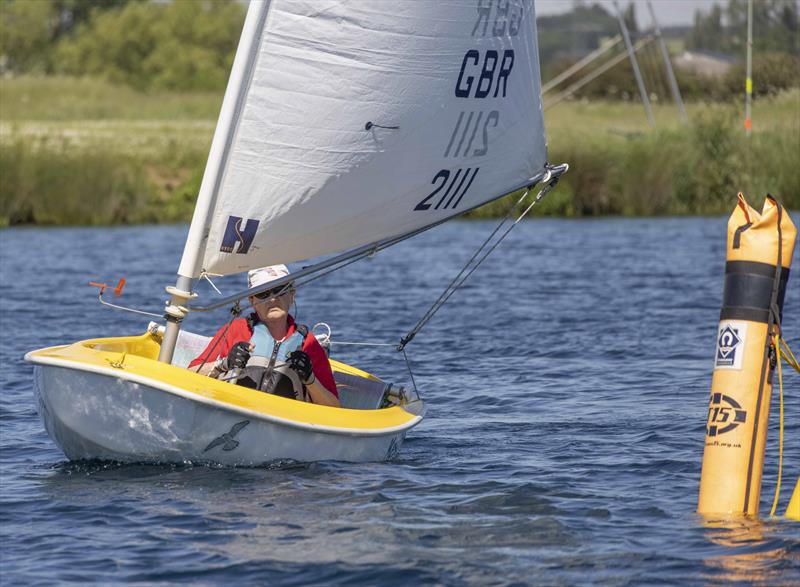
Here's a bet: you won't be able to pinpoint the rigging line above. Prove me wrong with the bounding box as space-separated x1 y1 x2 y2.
289 213 457 294
397 187 535 350
200 271 224 296
398 174 559 352
329 341 395 347
402 347 418 394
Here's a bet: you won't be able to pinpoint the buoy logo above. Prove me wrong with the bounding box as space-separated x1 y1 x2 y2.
715 322 747 369
706 393 747 437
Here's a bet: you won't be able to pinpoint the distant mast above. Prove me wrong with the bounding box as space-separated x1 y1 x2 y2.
745 0 754 136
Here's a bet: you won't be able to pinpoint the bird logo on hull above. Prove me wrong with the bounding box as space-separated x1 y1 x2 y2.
204 420 250 452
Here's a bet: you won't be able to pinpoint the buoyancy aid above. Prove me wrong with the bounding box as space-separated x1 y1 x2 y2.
237 319 310 401
249 321 306 362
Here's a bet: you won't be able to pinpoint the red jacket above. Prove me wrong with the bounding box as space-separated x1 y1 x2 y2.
188 315 338 397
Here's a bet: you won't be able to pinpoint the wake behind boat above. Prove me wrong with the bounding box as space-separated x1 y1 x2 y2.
26 0 566 465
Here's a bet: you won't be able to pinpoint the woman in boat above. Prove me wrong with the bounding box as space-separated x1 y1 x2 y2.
188 265 340 407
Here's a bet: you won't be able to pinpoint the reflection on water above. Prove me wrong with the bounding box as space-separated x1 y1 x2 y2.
700 515 800 585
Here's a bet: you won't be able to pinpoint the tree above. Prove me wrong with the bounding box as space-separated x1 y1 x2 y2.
0 0 58 72
54 0 245 91
0 0 130 73
686 0 799 55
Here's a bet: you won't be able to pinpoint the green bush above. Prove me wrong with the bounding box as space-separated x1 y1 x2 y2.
55 0 244 91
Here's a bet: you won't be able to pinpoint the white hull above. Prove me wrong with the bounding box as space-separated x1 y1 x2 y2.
33 364 413 465
27 331 423 466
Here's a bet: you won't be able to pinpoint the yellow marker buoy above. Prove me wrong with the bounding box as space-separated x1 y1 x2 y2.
698 194 796 516
787 478 800 521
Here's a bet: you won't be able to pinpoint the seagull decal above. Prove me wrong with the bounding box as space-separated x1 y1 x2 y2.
203 420 250 452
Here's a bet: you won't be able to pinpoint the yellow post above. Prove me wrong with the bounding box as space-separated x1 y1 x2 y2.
786 478 800 521
698 194 796 516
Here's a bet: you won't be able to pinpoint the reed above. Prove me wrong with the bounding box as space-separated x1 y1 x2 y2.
471 96 799 218
1 76 222 121
0 133 205 226
1 77 797 225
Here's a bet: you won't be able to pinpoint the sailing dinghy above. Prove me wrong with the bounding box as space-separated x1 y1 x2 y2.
26 0 566 464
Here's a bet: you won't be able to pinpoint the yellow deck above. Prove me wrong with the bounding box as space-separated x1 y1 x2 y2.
27 332 419 431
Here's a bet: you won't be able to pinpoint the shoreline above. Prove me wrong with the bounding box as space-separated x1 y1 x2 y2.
2 79 797 226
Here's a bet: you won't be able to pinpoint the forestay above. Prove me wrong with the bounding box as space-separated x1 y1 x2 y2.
180 0 548 279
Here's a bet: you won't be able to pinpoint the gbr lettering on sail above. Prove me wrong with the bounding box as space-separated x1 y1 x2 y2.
414 0 524 212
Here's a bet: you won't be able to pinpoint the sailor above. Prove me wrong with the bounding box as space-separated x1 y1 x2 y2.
188 265 340 407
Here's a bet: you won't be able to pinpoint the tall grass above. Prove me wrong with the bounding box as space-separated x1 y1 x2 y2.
1 76 222 120
0 135 151 225
470 94 800 218
1 77 797 225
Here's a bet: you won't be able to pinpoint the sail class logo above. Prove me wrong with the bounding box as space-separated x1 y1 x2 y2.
706 393 747 437
715 323 746 369
220 216 259 254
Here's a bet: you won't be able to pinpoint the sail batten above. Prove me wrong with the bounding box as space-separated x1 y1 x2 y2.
188 0 548 278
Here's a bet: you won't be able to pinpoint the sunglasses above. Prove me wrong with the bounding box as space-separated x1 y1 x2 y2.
253 285 294 300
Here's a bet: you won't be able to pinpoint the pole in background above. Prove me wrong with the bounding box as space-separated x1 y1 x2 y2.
745 0 754 136
545 36 654 110
613 0 655 127
646 0 688 126
541 34 622 94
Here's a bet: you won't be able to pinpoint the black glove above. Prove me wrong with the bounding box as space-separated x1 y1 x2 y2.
287 350 314 383
222 341 251 371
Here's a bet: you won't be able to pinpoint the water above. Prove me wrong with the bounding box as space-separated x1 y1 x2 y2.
1 218 798 586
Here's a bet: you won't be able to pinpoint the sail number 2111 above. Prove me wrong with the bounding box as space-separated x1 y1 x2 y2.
414 168 480 211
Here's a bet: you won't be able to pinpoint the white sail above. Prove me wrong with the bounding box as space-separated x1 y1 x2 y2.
180 0 548 279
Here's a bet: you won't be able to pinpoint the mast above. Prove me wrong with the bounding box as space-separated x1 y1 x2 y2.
745 0 754 137
646 0 688 126
158 0 271 364
613 0 655 128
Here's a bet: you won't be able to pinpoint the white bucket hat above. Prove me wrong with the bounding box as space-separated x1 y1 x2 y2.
248 264 291 289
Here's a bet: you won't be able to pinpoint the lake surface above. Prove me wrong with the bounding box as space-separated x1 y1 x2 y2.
1 218 798 586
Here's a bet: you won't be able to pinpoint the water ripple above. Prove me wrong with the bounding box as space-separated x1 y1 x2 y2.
1 218 799 585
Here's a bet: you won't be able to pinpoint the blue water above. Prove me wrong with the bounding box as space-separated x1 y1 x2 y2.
1 218 798 586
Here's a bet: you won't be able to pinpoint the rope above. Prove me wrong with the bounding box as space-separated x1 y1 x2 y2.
324 339 418 393
397 172 559 352
330 341 395 347
200 271 224 296
768 335 799 517
97 293 163 318
402 347 418 393
769 334 784 517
